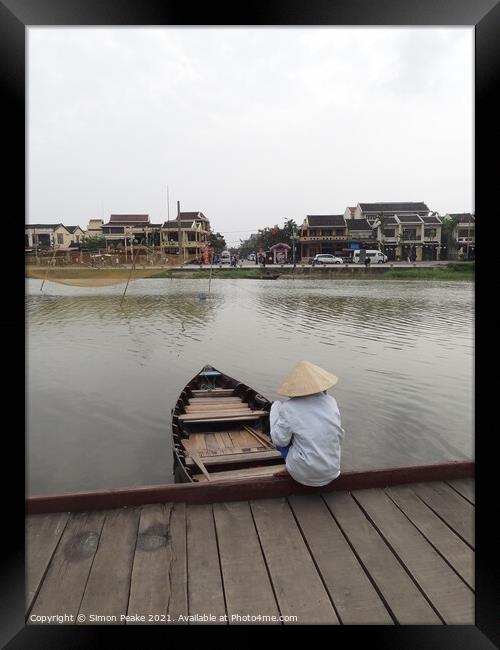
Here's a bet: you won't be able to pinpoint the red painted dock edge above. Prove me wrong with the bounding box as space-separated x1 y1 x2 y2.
26 460 474 514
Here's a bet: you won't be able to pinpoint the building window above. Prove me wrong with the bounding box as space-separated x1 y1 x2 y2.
57 233 64 244
334 229 344 237
403 229 417 240
383 229 395 237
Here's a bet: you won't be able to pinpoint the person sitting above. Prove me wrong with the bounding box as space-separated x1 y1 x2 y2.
270 360 345 486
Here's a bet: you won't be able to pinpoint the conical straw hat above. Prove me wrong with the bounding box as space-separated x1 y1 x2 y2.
277 360 338 397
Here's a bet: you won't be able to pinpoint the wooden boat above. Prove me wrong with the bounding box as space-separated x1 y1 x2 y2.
172 365 285 483
244 272 281 279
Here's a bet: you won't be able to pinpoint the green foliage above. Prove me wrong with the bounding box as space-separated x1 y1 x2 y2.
209 232 227 254
238 218 299 257
81 234 106 251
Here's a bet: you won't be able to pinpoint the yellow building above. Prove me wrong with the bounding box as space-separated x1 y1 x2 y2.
298 215 348 260
161 212 211 261
53 224 85 249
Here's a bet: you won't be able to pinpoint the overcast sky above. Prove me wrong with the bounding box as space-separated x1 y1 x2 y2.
28 27 473 246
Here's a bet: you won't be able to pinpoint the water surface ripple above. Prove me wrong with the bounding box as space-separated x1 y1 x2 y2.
26 278 474 494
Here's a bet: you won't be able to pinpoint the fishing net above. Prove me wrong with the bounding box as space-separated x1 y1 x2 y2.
26 247 183 288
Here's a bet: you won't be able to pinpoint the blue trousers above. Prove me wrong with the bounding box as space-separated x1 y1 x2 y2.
275 445 290 460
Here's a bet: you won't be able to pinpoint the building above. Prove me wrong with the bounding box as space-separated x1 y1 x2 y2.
161 212 211 261
53 224 85 249
350 202 430 226
344 219 377 257
86 219 104 236
443 213 475 260
372 214 443 261
25 224 57 249
101 214 161 249
269 243 291 264
298 215 347 260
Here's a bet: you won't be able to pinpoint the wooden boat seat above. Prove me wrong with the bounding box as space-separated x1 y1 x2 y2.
195 464 283 482
185 449 282 467
188 397 243 404
178 410 268 423
190 389 235 397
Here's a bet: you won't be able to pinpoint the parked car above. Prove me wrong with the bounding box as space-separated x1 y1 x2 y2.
220 250 231 264
313 254 343 265
352 250 388 264
247 253 256 261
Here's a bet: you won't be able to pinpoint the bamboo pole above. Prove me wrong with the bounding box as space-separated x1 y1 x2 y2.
120 245 140 307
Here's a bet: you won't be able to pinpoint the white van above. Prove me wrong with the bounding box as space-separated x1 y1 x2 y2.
353 249 388 264
220 250 231 264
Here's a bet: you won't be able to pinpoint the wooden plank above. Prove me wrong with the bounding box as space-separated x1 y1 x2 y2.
179 410 267 421
184 434 207 453
29 511 106 619
352 488 474 624
323 491 441 624
229 429 263 448
204 433 222 453
288 495 393 624
197 465 282 482
127 503 187 623
213 501 280 624
243 425 274 448
217 431 235 449
412 482 474 548
446 478 475 504
386 485 474 589
186 504 226 622
251 498 339 624
189 450 212 481
185 404 251 412
26 461 475 514
188 397 243 404
185 449 282 467
191 389 234 397
26 512 70 613
78 508 140 623
180 414 265 424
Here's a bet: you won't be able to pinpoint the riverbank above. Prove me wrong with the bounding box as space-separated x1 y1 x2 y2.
150 263 474 281
26 262 474 282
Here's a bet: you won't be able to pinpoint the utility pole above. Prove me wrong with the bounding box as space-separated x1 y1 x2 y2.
177 201 182 261
466 216 471 260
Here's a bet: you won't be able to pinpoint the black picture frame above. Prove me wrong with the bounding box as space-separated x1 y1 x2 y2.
3 0 497 646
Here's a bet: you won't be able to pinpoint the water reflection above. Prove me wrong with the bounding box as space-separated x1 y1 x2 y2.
27 278 473 494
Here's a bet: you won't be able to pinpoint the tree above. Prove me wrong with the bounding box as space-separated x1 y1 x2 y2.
441 215 459 260
209 231 226 254
81 234 106 252
237 218 298 257
374 212 387 253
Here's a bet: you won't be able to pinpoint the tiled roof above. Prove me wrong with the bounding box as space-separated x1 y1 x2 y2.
345 218 372 231
26 224 61 229
109 214 150 223
179 211 209 222
66 226 83 233
163 220 201 228
307 215 346 227
421 216 442 224
376 216 398 226
359 202 429 213
448 213 475 223
396 214 424 224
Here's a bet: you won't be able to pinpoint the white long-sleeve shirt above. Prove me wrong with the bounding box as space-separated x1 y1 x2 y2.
270 392 345 487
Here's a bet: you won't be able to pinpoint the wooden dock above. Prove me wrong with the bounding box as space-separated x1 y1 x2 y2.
26 478 474 625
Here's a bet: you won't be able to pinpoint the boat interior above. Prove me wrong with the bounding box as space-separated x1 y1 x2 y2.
172 367 286 482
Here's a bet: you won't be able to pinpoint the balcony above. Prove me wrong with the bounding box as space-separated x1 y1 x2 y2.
299 235 347 241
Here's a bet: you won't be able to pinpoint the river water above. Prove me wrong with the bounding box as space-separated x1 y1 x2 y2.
26 277 474 495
